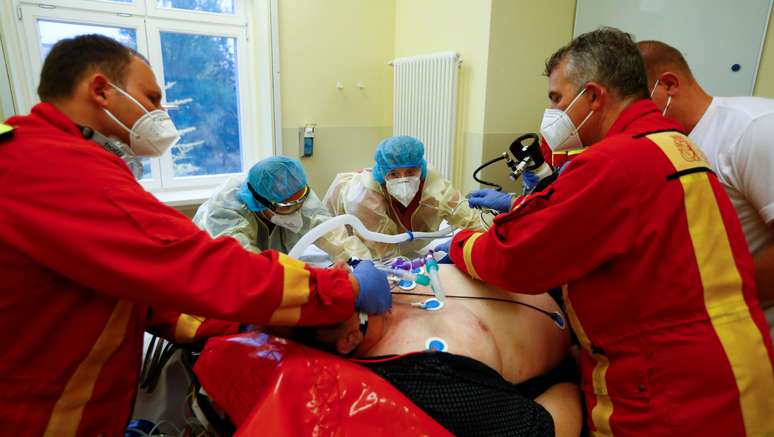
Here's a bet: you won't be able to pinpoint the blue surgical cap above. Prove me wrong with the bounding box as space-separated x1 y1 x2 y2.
238 156 308 212
372 136 428 184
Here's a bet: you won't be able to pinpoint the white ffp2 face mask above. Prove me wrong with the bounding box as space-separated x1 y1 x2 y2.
540 88 594 152
103 82 181 157
269 210 304 233
386 176 421 207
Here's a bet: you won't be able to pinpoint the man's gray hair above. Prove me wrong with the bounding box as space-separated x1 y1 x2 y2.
545 27 649 100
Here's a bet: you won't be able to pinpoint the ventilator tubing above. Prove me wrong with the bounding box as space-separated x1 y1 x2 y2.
288 214 453 259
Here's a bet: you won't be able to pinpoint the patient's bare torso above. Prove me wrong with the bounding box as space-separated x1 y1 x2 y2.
363 265 569 384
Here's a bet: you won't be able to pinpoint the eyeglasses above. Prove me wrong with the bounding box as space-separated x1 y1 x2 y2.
247 184 309 215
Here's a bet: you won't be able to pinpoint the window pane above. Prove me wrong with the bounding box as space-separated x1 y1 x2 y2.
37 20 137 60
36 20 150 180
156 0 235 15
141 158 151 177
160 31 242 177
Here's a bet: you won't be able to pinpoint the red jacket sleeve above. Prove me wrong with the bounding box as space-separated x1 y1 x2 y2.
449 150 638 293
146 309 241 343
0 140 354 327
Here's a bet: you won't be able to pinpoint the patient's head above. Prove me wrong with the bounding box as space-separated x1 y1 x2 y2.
291 315 364 355
290 312 388 356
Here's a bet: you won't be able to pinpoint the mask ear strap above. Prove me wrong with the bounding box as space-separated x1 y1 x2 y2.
663 96 672 117
103 108 133 135
565 87 588 112
576 109 594 131
568 86 594 134
107 81 151 115
650 79 660 98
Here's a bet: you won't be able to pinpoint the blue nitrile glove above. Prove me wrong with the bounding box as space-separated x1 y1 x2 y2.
435 240 453 264
352 260 392 314
522 170 539 193
467 189 513 213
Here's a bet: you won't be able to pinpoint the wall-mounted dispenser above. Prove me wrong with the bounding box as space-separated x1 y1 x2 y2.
299 124 315 157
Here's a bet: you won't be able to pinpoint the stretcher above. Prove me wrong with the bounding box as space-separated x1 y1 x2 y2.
193 331 452 436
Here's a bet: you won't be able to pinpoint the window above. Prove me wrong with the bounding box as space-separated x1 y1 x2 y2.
5 0 276 202
159 31 242 177
37 21 138 59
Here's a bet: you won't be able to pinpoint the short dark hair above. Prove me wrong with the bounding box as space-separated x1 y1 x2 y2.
37 34 141 102
637 40 695 82
545 27 649 100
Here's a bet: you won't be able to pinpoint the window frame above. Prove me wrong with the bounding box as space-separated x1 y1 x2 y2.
0 32 17 120
19 0 147 15
2 0 278 204
148 0 246 26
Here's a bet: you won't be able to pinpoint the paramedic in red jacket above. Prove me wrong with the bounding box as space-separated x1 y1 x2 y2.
0 35 391 435
451 28 774 436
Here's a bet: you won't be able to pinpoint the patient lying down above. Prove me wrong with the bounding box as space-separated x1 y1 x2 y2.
292 265 583 437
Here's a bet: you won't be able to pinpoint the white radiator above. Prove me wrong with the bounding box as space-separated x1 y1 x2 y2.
391 52 461 179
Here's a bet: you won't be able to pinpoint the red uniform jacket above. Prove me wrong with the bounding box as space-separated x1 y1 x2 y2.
539 137 585 171
0 104 356 436
451 100 774 436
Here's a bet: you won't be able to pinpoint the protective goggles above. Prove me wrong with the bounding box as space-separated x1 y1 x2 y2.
247 184 309 215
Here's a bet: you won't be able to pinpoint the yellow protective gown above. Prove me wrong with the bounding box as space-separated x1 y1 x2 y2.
323 168 487 259
194 176 371 261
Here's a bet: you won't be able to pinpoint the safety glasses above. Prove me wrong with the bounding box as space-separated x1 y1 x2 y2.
247 184 309 215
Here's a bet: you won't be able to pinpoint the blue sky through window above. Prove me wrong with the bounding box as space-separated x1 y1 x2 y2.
156 0 234 15
160 31 242 177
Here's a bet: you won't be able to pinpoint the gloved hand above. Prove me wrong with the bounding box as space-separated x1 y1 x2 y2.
352 260 391 314
467 189 513 213
434 240 453 264
522 170 540 193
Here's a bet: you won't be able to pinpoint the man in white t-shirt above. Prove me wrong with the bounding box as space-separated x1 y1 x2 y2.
639 40 774 336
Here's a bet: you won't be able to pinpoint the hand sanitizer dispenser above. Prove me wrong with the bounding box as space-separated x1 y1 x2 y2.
300 124 315 157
